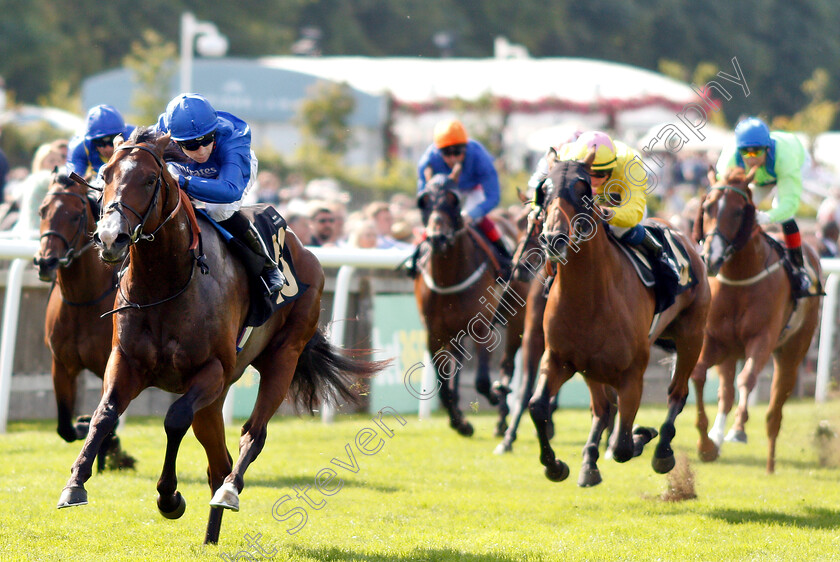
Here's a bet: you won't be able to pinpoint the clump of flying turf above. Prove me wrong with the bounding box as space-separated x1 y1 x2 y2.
660 454 696 502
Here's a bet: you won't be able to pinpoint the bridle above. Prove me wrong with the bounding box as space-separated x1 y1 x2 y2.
702 184 756 261
35 191 96 269
101 143 182 246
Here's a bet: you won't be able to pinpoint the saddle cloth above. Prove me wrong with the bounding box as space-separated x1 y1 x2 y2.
199 204 309 329
611 224 698 314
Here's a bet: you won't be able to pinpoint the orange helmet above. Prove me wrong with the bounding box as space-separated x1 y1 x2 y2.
433 119 468 149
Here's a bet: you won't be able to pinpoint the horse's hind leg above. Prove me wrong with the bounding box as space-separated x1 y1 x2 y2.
578 381 613 487
192 401 234 545
529 350 573 482
474 344 498 407
156 360 227 520
652 342 699 474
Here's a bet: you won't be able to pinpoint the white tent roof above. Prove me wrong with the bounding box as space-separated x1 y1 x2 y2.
259 56 698 106
636 122 735 154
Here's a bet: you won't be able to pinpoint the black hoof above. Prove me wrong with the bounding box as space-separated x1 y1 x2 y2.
544 460 570 482
455 421 474 437
632 426 659 457
57 486 88 508
494 421 508 438
578 467 602 487
74 416 91 440
652 454 676 474
158 491 187 519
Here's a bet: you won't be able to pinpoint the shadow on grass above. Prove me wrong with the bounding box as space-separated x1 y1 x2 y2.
290 545 522 561
708 506 840 529
174 474 401 494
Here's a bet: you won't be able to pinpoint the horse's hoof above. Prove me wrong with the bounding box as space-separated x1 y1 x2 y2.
578 467 602 487
493 442 512 455
708 428 725 448
544 460 570 482
652 454 676 474
492 380 512 395
632 426 658 457
158 491 187 519
697 438 719 462
57 486 88 508
724 429 747 444
455 421 474 437
494 422 508 438
74 416 91 439
209 482 240 512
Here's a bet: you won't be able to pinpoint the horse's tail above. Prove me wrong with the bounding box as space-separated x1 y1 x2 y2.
290 328 391 414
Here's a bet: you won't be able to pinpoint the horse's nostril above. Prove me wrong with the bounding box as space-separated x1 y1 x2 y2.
114 233 131 246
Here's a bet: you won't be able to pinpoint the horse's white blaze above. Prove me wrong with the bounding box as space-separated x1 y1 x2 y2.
119 158 137 174
95 212 122 247
708 235 726 265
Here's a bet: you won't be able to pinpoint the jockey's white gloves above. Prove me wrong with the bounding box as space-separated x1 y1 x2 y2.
756 211 772 225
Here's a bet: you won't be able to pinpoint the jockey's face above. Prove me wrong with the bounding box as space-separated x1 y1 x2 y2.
440 143 466 167
182 141 215 164
739 146 767 169
92 135 116 161
589 168 612 190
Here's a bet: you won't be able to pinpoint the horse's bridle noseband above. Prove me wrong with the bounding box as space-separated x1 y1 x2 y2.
35 191 96 268
703 185 755 260
103 143 179 246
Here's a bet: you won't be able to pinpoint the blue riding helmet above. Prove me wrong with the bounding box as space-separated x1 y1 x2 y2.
164 93 218 141
84 105 126 140
735 117 771 148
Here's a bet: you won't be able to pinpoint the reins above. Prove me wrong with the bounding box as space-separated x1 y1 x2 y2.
100 142 207 317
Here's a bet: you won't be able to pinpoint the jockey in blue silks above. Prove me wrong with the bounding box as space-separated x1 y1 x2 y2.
66 105 135 177
154 93 284 296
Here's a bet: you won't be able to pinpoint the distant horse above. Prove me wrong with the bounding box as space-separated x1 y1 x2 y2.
56 129 385 545
530 154 710 485
691 167 822 473
33 170 133 470
414 165 528 437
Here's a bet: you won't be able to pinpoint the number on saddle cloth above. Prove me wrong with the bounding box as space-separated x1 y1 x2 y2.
201 204 309 328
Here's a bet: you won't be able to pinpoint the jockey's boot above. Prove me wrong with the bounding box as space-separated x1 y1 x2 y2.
491 238 513 280
639 230 680 285
786 245 812 297
242 223 286 296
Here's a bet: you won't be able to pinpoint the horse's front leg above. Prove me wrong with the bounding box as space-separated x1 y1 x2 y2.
528 349 573 482
728 340 774 444
708 360 737 449
191 398 233 545
52 361 81 443
609 368 650 464
57 352 143 508
157 359 226 520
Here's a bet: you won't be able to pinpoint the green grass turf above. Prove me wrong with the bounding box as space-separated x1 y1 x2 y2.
1 398 839 561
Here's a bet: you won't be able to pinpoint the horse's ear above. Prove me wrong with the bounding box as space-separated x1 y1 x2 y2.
449 162 462 183
692 193 707 243
546 148 557 173
113 135 126 150
707 165 718 187
424 166 433 182
516 186 529 203
154 132 171 154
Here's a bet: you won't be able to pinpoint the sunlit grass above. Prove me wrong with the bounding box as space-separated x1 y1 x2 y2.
1 398 839 561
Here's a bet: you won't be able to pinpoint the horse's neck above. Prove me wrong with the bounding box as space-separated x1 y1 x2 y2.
428 230 484 284
721 230 773 278
126 214 194 292
556 233 623 300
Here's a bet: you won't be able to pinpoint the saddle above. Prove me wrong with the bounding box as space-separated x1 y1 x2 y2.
199 204 308 331
611 224 697 314
764 233 824 299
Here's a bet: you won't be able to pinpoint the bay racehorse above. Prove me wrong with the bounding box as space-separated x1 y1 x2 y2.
414 165 528 437
531 153 710 485
56 129 385 544
33 170 134 470
691 167 822 473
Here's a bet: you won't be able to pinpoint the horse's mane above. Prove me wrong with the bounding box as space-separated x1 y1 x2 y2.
723 166 748 186
127 126 191 164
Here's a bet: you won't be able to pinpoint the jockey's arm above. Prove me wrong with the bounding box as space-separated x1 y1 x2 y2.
65 137 90 176
466 153 500 220
765 138 806 223
174 148 250 205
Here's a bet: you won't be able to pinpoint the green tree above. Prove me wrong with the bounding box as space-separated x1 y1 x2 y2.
123 29 177 126
297 81 356 155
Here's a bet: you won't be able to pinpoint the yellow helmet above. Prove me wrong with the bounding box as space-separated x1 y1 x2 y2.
433 119 468 148
570 131 617 171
